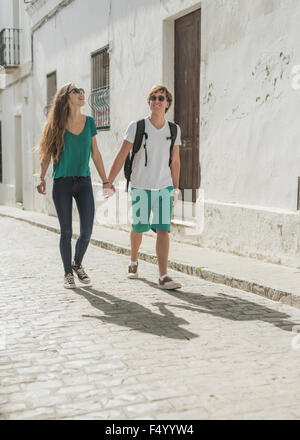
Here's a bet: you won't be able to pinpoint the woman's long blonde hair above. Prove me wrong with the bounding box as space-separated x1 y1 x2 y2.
39 83 72 163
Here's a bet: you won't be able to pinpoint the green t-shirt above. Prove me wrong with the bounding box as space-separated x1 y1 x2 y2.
52 115 97 178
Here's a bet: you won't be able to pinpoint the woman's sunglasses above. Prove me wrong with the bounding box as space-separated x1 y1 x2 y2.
150 95 166 102
68 87 85 95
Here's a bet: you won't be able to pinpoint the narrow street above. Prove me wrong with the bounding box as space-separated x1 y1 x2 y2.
1 216 300 420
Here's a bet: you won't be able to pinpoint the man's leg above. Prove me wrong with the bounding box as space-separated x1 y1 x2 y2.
130 229 143 262
128 188 151 278
151 187 181 289
156 230 169 277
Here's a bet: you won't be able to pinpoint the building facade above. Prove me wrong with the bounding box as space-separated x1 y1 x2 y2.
1 0 300 267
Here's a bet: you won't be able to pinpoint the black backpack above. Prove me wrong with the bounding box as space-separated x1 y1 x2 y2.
124 119 178 191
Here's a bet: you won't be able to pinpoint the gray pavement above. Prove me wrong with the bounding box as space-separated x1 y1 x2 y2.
2 215 300 419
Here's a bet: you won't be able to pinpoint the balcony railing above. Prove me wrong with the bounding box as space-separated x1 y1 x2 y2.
89 86 110 130
0 28 21 69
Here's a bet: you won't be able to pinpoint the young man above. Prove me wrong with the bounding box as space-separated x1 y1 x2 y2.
108 85 182 289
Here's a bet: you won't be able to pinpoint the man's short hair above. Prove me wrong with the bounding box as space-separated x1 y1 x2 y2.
147 85 173 113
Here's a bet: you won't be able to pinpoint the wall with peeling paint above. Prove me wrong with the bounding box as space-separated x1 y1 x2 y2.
198 0 300 266
201 0 300 212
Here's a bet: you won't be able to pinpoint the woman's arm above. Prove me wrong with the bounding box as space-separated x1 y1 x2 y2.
91 136 112 188
108 140 133 184
37 154 51 195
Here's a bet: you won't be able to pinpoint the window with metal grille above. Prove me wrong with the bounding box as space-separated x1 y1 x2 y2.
90 46 110 129
45 71 57 116
0 121 2 183
0 28 20 68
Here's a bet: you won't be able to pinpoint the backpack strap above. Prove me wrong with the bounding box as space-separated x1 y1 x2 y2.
168 121 178 166
133 119 145 154
126 119 145 191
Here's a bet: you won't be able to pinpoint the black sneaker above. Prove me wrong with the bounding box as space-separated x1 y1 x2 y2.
64 273 76 289
72 262 91 284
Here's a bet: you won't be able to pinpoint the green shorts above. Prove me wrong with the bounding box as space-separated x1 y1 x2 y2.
130 186 174 233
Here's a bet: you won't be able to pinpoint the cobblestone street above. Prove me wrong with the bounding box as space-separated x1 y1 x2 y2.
1 216 300 419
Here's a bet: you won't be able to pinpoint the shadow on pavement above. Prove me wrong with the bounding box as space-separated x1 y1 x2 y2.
138 278 299 333
73 286 198 340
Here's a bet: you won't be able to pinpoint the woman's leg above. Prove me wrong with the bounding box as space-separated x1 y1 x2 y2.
52 179 73 274
73 178 95 266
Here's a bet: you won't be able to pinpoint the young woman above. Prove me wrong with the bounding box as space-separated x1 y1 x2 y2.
37 83 114 289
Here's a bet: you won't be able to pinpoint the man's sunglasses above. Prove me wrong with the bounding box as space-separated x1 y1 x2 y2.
68 87 85 95
150 95 166 102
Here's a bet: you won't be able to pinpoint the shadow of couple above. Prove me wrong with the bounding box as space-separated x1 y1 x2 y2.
72 277 299 341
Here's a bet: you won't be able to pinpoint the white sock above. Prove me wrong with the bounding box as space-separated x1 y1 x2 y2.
159 274 168 281
130 261 138 266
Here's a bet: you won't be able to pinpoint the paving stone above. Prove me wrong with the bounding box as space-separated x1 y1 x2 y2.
0 385 21 395
0 403 27 412
62 408 126 420
55 401 104 418
125 400 174 417
4 407 56 420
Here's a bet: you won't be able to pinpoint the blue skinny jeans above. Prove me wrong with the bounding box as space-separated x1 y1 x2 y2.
52 176 95 275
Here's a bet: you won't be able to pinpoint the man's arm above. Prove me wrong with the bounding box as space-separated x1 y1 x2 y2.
108 140 133 184
91 136 111 186
170 145 180 189
171 145 180 207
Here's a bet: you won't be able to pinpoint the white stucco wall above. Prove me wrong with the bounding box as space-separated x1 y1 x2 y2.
201 0 300 212
2 0 300 266
30 0 201 210
28 0 300 213
0 0 14 28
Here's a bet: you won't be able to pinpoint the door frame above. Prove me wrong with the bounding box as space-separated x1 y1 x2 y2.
162 4 202 223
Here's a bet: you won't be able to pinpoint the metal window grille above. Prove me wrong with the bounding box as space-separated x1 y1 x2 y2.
90 47 110 129
0 28 20 68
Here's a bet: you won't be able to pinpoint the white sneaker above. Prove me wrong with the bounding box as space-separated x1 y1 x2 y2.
158 276 182 290
64 273 76 289
128 262 138 279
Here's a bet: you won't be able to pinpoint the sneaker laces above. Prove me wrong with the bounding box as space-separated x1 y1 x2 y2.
76 266 88 279
66 273 74 283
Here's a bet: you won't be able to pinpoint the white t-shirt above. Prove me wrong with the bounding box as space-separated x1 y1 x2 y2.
124 117 182 190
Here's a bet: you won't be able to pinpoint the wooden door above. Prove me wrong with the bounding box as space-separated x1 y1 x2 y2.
175 9 201 202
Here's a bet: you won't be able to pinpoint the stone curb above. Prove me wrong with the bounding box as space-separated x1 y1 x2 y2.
1 211 300 310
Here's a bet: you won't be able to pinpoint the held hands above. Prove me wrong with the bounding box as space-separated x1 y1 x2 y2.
36 178 46 195
103 182 115 198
